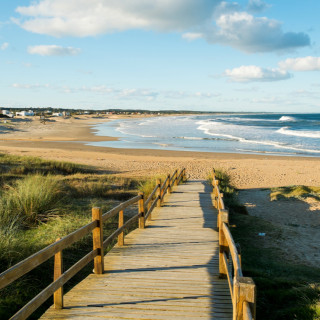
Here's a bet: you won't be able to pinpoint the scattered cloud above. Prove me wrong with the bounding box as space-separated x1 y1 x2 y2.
224 65 292 82
1 42 9 50
182 33 204 41
11 82 217 101
23 62 32 68
279 56 320 71
14 0 310 53
27 45 81 56
164 90 219 99
247 0 270 13
118 88 159 101
203 12 310 52
12 83 50 89
15 0 219 37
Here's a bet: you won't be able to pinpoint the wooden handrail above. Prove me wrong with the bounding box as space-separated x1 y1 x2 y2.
10 249 98 320
144 184 158 209
0 220 98 290
211 168 256 320
1 168 186 320
102 194 142 223
160 174 170 192
145 196 158 220
222 222 243 278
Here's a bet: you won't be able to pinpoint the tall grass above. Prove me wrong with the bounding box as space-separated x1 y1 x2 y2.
0 154 165 319
0 175 63 229
0 153 94 176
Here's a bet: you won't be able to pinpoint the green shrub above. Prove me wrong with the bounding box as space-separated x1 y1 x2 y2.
210 169 248 215
0 175 63 228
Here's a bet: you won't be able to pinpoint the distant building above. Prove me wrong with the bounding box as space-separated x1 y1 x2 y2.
16 110 34 117
1 110 14 118
52 112 63 117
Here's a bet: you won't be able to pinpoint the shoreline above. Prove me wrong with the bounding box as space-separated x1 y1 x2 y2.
1 115 320 189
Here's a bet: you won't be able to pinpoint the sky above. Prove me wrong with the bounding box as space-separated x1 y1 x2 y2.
0 0 320 112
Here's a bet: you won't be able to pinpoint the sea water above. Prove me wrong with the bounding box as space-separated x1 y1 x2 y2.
88 113 320 157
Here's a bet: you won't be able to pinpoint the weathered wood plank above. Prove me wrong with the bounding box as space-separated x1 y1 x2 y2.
41 180 232 320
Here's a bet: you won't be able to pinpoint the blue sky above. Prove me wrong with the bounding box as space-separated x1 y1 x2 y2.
1 0 320 112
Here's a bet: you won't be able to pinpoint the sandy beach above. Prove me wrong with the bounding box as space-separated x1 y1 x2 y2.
1 114 320 189
1 114 320 273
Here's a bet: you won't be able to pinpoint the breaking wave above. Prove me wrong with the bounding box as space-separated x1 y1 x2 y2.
277 127 320 138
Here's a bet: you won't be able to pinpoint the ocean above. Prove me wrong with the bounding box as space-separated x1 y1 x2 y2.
89 113 320 157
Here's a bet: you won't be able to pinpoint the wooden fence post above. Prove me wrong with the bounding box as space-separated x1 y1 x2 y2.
53 238 63 309
167 174 171 194
138 192 145 229
92 207 104 274
233 277 256 320
157 179 161 207
219 209 229 278
118 210 124 246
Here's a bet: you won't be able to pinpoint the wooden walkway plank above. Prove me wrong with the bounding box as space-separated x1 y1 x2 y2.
41 180 232 320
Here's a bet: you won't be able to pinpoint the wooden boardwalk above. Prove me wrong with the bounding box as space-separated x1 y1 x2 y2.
41 180 233 319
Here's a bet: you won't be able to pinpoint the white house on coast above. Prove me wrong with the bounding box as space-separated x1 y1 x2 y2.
16 110 34 116
1 110 14 118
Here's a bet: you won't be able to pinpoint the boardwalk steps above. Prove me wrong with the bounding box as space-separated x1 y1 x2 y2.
41 180 233 319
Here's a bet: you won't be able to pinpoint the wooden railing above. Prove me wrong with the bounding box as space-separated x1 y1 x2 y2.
212 169 256 320
0 168 186 320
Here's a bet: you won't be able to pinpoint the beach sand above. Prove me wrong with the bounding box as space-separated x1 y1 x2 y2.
1 114 320 268
1 114 320 189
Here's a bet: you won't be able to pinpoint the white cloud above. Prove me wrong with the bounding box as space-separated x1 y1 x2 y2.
15 0 218 37
279 56 320 71
13 0 310 53
247 0 270 13
118 89 159 100
12 83 50 89
1 42 9 50
224 65 292 82
182 33 204 41
204 12 310 52
27 45 81 56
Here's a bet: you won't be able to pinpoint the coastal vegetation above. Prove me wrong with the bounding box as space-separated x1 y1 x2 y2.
270 185 320 201
0 153 155 319
213 170 320 320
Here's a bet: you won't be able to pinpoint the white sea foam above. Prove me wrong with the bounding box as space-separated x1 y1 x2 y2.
279 116 297 122
277 127 320 138
176 136 203 140
93 115 320 156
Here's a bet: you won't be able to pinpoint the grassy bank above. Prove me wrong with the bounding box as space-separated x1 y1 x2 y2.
0 153 157 319
212 170 320 320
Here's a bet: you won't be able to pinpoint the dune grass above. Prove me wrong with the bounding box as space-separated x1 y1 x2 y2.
0 175 63 228
0 153 95 176
213 170 320 320
270 185 320 201
0 153 163 319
